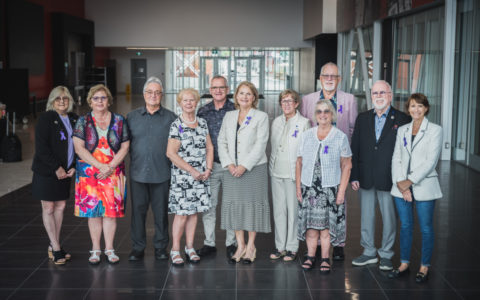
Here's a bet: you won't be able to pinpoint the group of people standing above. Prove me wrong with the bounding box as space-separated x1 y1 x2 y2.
31 62 443 283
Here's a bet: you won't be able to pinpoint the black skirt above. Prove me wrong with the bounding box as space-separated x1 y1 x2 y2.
32 172 71 201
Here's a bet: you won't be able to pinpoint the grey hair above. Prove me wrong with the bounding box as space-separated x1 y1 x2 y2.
143 76 163 93
316 99 337 124
210 75 228 86
46 86 74 112
320 62 339 76
372 80 392 93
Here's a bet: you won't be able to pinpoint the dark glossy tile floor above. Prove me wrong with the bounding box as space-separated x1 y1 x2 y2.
1 161 479 299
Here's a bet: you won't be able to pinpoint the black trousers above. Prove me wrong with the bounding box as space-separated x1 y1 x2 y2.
130 180 169 251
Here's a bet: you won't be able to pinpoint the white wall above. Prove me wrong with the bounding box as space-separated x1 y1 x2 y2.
85 0 312 48
109 48 165 93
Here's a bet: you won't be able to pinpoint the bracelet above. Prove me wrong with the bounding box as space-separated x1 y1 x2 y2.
207 167 213 172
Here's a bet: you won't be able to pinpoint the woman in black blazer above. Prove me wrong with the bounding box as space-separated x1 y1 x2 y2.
31 86 78 265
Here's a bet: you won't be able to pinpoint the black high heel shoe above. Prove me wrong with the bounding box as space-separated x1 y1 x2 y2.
415 271 429 283
388 267 410 279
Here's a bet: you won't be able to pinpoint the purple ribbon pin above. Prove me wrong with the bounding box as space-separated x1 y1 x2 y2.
338 105 343 114
292 130 298 138
60 130 66 141
323 145 328 154
244 116 252 125
403 137 407 147
179 125 184 133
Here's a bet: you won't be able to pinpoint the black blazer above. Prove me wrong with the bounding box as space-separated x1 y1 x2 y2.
31 110 78 176
350 107 410 191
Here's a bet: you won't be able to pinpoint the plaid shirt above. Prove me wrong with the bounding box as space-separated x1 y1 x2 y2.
197 100 235 163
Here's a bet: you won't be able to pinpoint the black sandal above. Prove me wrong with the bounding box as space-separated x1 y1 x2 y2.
61 248 71 261
301 256 316 271
283 251 297 262
52 250 66 265
269 249 286 260
319 258 331 274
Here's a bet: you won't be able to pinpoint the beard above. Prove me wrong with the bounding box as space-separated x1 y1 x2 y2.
323 83 336 92
373 98 388 110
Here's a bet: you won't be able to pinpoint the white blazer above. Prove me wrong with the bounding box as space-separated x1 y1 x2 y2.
269 111 310 180
391 117 443 200
218 108 269 171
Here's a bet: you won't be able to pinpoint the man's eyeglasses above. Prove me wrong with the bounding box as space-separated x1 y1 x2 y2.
55 96 70 102
145 90 162 97
211 86 227 91
92 96 108 102
320 74 340 80
371 91 390 97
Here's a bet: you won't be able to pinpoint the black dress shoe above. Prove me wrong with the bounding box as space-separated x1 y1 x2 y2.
128 249 145 261
226 245 237 259
388 267 410 279
332 246 345 261
196 245 217 257
415 271 429 283
155 248 168 260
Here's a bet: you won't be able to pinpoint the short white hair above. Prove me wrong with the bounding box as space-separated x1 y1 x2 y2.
46 86 74 112
372 80 392 93
143 76 163 93
316 99 337 123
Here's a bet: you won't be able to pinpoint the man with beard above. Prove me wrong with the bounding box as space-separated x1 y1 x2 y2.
301 62 357 261
350 80 410 271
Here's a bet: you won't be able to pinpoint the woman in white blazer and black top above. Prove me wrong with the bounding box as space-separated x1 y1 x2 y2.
269 89 310 262
389 93 443 283
218 81 271 264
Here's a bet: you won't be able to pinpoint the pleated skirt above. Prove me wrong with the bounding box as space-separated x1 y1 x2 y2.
221 163 271 233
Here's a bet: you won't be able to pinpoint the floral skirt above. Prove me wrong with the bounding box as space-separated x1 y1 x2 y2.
74 160 126 218
297 182 345 246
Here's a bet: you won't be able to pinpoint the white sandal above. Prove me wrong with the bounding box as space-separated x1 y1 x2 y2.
170 250 184 267
185 247 200 264
104 249 119 264
89 250 101 265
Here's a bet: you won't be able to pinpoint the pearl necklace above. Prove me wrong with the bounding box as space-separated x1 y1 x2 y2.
181 113 197 125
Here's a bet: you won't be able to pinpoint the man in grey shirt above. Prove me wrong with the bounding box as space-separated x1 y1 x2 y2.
127 76 176 261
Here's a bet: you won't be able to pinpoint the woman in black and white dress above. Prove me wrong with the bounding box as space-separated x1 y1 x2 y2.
166 88 213 266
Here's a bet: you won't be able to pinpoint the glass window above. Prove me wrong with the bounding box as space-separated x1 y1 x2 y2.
392 7 445 123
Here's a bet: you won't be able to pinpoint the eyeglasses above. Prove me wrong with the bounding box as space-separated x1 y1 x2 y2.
92 96 108 102
371 91 390 97
211 86 227 91
320 74 340 80
145 90 162 97
315 109 331 114
55 96 70 102
281 99 296 105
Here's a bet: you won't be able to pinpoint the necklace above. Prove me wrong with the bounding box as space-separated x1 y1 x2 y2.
181 113 197 125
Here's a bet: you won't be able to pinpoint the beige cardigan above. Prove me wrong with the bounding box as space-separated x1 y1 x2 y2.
218 108 269 171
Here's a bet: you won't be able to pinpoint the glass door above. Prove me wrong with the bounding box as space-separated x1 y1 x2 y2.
453 0 480 171
233 57 264 93
200 57 231 94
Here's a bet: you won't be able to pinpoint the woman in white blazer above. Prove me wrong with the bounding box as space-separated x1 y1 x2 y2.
269 89 310 262
218 81 271 264
389 93 443 283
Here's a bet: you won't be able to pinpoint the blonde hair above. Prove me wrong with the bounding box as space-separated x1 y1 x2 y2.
316 100 337 123
176 88 200 104
233 81 259 109
46 86 74 112
86 84 113 106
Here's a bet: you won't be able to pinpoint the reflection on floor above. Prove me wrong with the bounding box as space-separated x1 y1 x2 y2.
0 161 479 299
1 93 480 299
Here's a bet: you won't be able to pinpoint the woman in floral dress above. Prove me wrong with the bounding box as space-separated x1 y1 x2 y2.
73 84 130 265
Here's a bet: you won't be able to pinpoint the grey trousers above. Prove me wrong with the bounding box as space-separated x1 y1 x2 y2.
271 176 299 252
359 187 396 259
130 180 169 251
202 162 236 247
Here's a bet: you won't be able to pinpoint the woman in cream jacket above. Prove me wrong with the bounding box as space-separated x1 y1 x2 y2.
269 89 310 262
218 81 271 264
389 93 443 283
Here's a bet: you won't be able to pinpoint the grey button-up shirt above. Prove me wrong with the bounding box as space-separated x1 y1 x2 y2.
127 106 177 183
